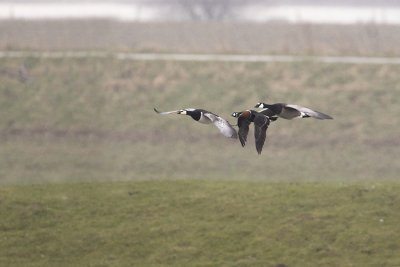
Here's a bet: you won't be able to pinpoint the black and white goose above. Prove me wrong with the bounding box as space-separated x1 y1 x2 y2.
231 110 277 154
154 108 238 139
254 102 333 120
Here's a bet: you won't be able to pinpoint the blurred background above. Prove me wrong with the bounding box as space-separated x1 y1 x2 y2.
1 0 399 184
2 0 400 23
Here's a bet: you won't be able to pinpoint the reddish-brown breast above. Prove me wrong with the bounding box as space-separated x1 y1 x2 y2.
240 110 251 118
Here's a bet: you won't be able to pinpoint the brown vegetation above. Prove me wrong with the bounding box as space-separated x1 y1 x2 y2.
2 20 400 56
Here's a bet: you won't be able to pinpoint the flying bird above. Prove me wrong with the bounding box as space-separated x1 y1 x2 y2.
254 102 333 120
154 108 237 139
232 110 277 154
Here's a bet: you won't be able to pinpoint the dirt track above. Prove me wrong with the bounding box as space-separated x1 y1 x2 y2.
2 51 400 65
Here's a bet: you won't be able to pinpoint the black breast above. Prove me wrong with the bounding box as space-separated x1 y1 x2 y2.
188 110 201 121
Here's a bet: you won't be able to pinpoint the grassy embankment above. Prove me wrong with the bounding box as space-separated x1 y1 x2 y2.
1 58 399 184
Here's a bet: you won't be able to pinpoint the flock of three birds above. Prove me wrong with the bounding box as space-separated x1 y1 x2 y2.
154 102 333 154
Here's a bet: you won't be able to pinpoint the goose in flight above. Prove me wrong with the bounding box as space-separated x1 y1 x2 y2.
154 108 238 139
232 110 277 154
254 102 333 120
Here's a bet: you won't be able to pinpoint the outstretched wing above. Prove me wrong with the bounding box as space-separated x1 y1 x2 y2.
286 105 333 120
203 113 238 139
237 116 251 147
259 108 276 117
154 108 181 115
253 114 270 155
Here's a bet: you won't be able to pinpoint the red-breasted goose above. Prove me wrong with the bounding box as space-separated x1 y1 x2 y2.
231 110 277 154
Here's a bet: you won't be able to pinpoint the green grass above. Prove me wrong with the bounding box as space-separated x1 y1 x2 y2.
1 180 400 266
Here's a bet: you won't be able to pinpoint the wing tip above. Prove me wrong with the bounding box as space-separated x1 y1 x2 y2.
239 138 246 147
318 113 333 120
256 143 263 154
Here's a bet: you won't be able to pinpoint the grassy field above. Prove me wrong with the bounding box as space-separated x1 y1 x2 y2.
2 20 400 56
1 180 400 266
